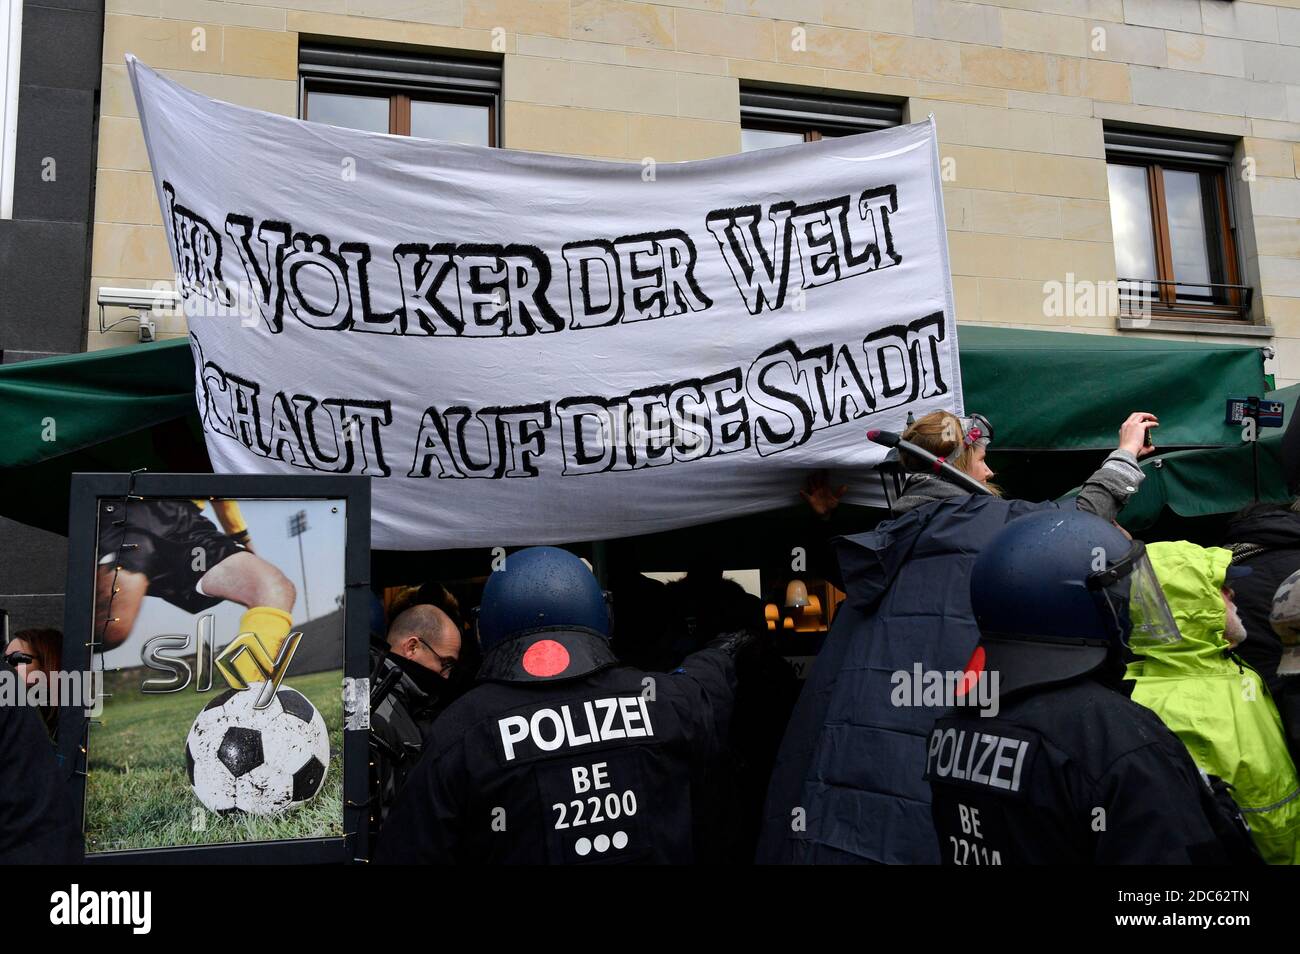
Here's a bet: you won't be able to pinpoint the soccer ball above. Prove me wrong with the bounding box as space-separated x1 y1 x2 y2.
185 686 330 815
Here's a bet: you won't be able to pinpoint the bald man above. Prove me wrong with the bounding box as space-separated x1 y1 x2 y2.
386 604 460 680
369 603 463 840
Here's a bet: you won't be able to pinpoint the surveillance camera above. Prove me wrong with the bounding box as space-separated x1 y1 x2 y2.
96 287 180 311
97 286 179 340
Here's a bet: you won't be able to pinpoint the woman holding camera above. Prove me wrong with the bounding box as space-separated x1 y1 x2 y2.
760 409 1160 865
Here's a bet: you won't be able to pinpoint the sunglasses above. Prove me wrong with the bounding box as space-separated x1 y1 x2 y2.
417 637 457 678
4 651 37 667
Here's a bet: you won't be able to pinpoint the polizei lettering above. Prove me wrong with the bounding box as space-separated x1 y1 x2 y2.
924 724 1034 794
498 696 655 762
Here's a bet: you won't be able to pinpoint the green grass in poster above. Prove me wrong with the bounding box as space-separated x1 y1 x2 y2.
84 668 344 853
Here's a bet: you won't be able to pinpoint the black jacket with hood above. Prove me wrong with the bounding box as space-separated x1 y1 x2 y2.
758 452 1145 864
758 495 1056 863
1223 504 1300 762
369 641 460 837
1223 504 1300 692
0 660 82 864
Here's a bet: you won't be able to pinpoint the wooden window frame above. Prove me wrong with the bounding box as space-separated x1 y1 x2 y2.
299 44 501 147
302 81 497 145
1104 128 1250 322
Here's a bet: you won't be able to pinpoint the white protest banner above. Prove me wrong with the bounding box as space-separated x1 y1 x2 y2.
128 56 963 550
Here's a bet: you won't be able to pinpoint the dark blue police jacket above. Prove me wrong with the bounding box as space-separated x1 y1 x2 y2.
756 494 1056 864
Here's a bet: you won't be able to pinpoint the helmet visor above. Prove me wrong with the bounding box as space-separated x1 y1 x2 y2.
1123 551 1181 648
1088 542 1181 649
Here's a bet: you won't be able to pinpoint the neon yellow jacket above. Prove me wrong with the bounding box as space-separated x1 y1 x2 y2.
1127 542 1300 864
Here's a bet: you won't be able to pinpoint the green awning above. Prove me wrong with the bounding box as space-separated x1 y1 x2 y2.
0 326 1271 534
0 339 195 469
0 341 205 533
1099 383 1297 531
959 325 1267 450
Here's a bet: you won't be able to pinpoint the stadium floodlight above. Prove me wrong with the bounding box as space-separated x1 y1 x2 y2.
288 510 310 619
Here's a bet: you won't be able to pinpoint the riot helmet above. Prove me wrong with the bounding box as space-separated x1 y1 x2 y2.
965 509 1180 697
474 547 615 683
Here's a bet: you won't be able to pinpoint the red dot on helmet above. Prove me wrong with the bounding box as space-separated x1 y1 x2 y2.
522 639 570 678
955 645 985 698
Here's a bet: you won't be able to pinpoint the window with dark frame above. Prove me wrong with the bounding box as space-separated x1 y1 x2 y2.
299 44 501 146
1104 127 1250 321
739 87 902 152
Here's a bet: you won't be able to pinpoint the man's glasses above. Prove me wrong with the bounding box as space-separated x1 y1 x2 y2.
417 637 457 678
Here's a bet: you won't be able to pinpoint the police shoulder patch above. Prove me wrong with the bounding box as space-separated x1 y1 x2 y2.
923 717 1039 798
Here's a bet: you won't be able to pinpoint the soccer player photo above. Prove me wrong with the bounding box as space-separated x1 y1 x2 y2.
61 474 370 862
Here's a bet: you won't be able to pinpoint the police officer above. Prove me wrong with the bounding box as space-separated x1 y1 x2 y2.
375 546 747 864
926 510 1257 865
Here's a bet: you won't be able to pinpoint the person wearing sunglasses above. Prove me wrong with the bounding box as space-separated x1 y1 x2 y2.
369 603 464 836
386 604 462 682
4 628 62 739
377 546 753 865
0 647 83 863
